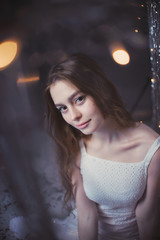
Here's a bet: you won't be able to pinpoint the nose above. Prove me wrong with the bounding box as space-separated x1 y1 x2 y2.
70 107 82 121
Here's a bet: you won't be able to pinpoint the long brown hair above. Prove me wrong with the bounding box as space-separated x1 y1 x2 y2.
44 53 135 206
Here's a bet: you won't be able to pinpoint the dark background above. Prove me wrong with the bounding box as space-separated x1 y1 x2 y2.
0 0 154 239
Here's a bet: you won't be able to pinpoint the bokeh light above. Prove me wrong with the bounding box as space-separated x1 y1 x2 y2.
17 75 40 84
0 40 18 70
112 49 130 65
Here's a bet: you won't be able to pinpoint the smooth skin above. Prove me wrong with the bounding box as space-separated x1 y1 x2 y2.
50 79 160 240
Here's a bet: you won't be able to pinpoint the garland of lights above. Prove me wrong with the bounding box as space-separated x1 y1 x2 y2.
147 0 160 131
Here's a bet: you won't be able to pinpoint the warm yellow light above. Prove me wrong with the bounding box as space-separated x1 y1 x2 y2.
137 17 141 20
0 41 18 70
112 49 130 65
151 78 156 83
135 29 139 33
17 75 40 83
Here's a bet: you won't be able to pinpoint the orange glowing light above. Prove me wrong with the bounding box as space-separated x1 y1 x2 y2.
17 75 40 83
151 78 156 83
0 40 18 70
112 49 130 65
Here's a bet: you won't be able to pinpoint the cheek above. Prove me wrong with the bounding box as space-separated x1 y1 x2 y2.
86 102 101 116
90 105 104 120
61 114 71 124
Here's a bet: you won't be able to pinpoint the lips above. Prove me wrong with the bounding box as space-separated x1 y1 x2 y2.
77 119 91 129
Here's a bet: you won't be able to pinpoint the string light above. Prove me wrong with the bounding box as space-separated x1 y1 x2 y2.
151 78 156 83
135 29 139 33
148 0 160 131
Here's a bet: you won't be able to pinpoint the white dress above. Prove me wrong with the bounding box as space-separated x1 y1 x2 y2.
80 136 160 240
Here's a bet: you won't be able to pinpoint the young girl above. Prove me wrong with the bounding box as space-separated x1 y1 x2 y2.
45 53 160 240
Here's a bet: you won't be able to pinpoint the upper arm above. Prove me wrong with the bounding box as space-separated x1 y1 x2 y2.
72 153 98 240
136 148 160 211
136 148 160 238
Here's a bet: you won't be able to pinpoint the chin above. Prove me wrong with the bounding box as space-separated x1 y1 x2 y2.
81 132 92 136
80 127 95 135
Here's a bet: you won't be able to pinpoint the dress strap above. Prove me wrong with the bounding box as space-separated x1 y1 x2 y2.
144 135 160 175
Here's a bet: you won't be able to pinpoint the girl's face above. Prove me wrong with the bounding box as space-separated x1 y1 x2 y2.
50 80 106 135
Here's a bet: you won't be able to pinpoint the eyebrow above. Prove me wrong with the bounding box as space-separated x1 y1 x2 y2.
55 90 81 107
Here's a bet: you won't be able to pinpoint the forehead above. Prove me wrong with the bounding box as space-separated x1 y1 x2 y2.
50 80 79 104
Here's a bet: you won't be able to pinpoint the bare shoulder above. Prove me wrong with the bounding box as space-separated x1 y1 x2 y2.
123 123 160 163
135 123 160 175
129 123 159 150
134 122 159 141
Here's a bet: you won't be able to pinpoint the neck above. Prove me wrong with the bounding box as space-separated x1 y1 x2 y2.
85 118 120 145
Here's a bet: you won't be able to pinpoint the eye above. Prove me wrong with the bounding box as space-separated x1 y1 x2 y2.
75 95 86 104
58 105 68 113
